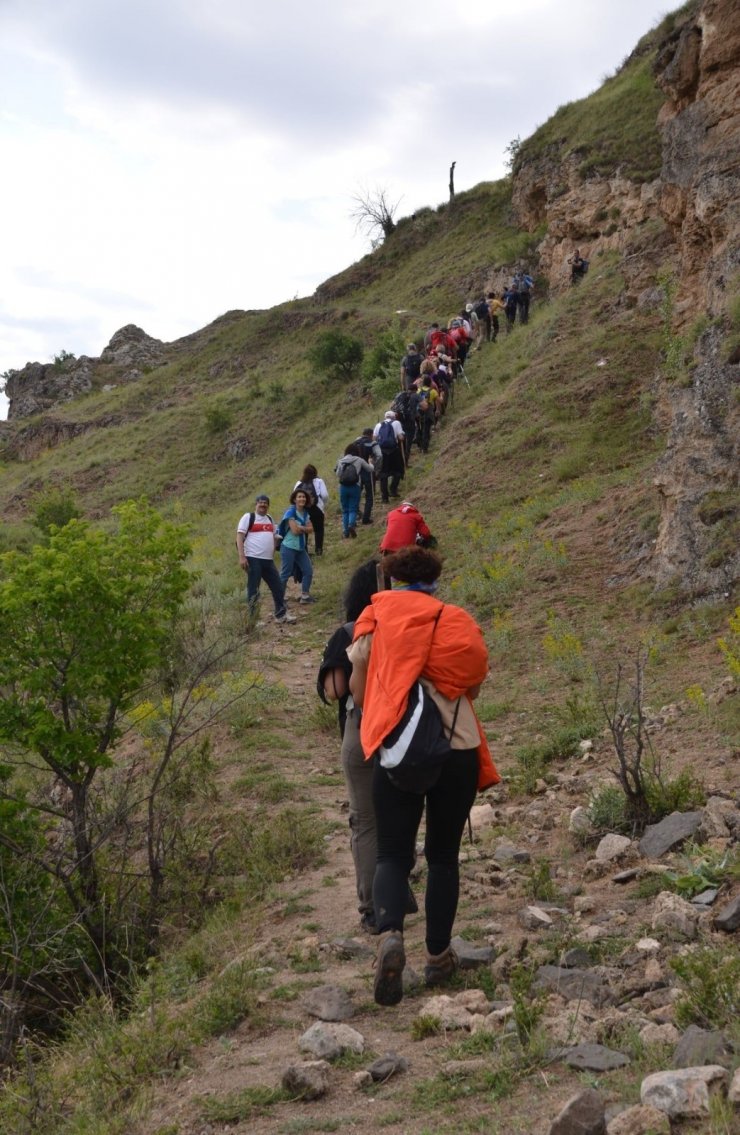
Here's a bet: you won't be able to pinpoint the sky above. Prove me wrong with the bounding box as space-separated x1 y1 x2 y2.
0 0 675 418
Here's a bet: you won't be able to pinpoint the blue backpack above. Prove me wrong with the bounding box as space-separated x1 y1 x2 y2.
378 420 397 451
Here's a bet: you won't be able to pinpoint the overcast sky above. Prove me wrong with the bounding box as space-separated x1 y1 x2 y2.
0 0 675 418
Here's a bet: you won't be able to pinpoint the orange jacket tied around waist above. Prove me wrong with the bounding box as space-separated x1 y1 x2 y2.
352 591 500 792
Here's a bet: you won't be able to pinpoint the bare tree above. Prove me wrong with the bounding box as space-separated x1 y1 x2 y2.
350 187 401 249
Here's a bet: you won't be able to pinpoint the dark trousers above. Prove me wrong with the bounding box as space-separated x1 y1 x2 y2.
417 410 433 452
491 315 499 341
518 293 530 324
372 747 478 955
309 504 325 555
246 557 286 618
379 449 403 500
360 474 374 522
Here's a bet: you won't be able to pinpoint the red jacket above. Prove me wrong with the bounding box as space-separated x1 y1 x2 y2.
379 504 431 553
353 591 500 791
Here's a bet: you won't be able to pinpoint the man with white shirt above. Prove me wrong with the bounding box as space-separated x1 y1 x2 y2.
236 494 296 624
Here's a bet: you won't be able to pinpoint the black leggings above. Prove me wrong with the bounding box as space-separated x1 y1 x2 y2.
372 747 478 955
309 504 325 554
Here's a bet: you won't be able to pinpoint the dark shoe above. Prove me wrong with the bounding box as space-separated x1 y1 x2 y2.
361 519 373 525
299 595 317 604
381 497 390 504
405 884 418 915
349 527 357 538
374 931 405 1006
424 945 458 988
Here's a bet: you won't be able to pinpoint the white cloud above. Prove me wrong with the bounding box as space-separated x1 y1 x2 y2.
0 0 674 417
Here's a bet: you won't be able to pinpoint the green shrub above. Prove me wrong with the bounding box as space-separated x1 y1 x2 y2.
672 946 740 1029
204 402 233 435
30 485 82 536
588 783 629 833
307 330 364 382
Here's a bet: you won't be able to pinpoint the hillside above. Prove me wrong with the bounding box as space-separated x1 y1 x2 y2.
0 1 738 1133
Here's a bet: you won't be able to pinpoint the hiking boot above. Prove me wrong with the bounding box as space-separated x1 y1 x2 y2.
424 945 458 988
361 518 373 525
348 527 357 538
275 613 296 624
299 595 317 604
374 930 405 1006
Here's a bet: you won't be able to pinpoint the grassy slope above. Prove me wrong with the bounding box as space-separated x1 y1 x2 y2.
0 3 737 1127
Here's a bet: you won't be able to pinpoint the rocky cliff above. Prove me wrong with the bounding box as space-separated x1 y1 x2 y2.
511 0 738 596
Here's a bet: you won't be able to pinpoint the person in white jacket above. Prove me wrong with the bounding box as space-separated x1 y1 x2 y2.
293 463 329 555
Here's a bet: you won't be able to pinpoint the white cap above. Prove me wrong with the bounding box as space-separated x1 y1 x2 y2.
384 410 396 420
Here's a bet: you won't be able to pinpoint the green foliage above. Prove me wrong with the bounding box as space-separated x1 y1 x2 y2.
509 964 545 1047
671 946 740 1029
200 1085 290 1122
30 485 82 537
514 52 663 182
52 349 76 370
666 844 739 900
412 1014 442 1040
718 606 740 678
524 859 558 902
307 329 364 382
0 500 192 778
360 326 405 387
194 958 264 1037
588 783 629 834
204 401 233 435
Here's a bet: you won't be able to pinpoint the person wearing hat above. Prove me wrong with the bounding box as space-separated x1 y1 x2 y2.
400 343 423 390
236 495 296 624
373 411 406 503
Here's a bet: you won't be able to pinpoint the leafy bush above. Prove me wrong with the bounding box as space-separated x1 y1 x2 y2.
672 946 740 1029
588 783 629 833
307 330 364 382
204 401 233 435
30 485 82 536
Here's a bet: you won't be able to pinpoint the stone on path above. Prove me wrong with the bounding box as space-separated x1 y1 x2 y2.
441 1058 489 1078
303 985 355 1021
638 811 701 858
714 893 740 932
420 994 472 1031
330 936 373 959
535 965 613 1007
640 1065 728 1118
651 891 699 939
729 1067 740 1105
673 1024 734 1068
298 1021 365 1060
469 802 497 830
569 806 594 837
561 946 592 968
282 1060 331 1100
518 905 554 930
450 935 495 968
548 1088 606 1135
563 1043 630 1072
612 868 639 884
595 834 632 862
638 1022 680 1046
605 1103 670 1134
367 1051 409 1082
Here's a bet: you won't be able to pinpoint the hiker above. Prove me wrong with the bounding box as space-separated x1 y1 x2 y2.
293 464 329 556
415 380 437 452
487 292 504 342
373 411 405 503
423 322 440 353
502 286 518 332
354 428 381 525
400 343 423 390
448 318 471 366
279 488 315 603
513 271 534 324
347 546 500 1005
379 500 432 554
335 443 373 539
465 303 483 351
473 297 492 344
236 494 296 624
317 558 420 934
568 248 588 284
390 388 418 461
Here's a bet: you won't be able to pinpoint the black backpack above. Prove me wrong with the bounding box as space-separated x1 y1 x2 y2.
296 479 317 507
474 299 489 319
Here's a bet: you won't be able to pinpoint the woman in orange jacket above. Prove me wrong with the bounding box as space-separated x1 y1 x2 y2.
348 546 499 1006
